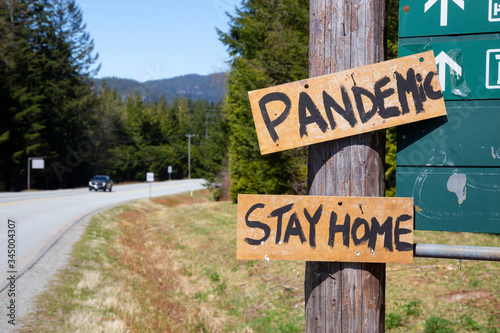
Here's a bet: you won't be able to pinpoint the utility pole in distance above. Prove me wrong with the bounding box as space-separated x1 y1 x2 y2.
185 134 197 179
305 1 386 332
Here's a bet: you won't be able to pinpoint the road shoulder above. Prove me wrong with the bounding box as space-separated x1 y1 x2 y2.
0 213 92 332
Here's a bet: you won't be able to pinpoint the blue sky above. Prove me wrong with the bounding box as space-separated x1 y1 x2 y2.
78 0 242 82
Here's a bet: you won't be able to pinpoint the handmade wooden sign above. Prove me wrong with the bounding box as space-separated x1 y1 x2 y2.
237 194 414 263
248 51 446 154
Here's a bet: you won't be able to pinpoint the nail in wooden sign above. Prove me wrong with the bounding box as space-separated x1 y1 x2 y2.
248 51 446 155
237 194 414 263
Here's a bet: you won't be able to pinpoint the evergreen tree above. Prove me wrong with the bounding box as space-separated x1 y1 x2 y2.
48 0 99 76
387 0 399 60
219 0 400 200
0 0 400 192
0 0 45 190
385 0 399 196
193 99 229 197
36 0 99 188
0 0 99 190
89 83 127 177
218 0 309 201
0 1 17 190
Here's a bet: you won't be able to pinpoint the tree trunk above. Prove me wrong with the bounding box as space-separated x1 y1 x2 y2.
305 0 387 331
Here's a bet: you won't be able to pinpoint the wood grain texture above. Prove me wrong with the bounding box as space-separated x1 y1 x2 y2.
305 1 387 332
248 51 445 154
237 194 413 263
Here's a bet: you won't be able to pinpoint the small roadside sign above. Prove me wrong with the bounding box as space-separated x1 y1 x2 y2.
31 159 44 169
146 172 154 182
248 51 446 155
237 194 414 264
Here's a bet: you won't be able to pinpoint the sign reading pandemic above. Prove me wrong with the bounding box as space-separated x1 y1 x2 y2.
248 51 446 155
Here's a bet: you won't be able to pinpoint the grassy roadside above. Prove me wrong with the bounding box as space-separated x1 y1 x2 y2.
385 230 499 332
18 190 499 332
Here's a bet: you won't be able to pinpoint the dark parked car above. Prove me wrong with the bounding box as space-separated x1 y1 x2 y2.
89 175 113 192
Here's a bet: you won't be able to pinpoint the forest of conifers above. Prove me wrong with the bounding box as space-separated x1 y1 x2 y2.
0 0 398 199
0 0 226 191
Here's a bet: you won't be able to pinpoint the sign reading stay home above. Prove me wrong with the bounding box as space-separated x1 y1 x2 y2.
237 194 414 264
248 51 446 155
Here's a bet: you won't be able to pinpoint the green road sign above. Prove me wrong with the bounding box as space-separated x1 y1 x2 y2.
400 35 500 100
398 1 500 233
397 100 500 167
400 0 500 37
397 166 500 233
397 100 500 233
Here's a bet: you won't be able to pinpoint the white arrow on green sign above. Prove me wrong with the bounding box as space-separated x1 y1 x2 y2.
435 51 462 92
400 35 500 100
424 0 464 26
400 0 500 37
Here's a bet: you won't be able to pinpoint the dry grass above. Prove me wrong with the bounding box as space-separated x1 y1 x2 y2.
385 230 499 332
18 190 499 332
19 190 304 332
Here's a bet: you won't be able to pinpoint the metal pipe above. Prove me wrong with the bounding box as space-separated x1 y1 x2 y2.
414 243 500 262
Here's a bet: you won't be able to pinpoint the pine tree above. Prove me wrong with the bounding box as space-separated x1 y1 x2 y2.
218 0 400 200
0 0 45 190
0 0 100 189
89 83 127 177
35 0 99 188
193 99 228 195
385 0 399 196
218 0 309 201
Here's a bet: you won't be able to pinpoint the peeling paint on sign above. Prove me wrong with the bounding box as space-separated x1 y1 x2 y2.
447 173 467 205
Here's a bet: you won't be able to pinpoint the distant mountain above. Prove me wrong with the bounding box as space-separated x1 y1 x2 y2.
92 72 227 103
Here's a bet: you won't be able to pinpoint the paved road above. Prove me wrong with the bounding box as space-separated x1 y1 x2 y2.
0 179 205 292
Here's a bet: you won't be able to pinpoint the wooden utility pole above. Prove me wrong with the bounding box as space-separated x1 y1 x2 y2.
185 134 196 179
305 1 387 332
